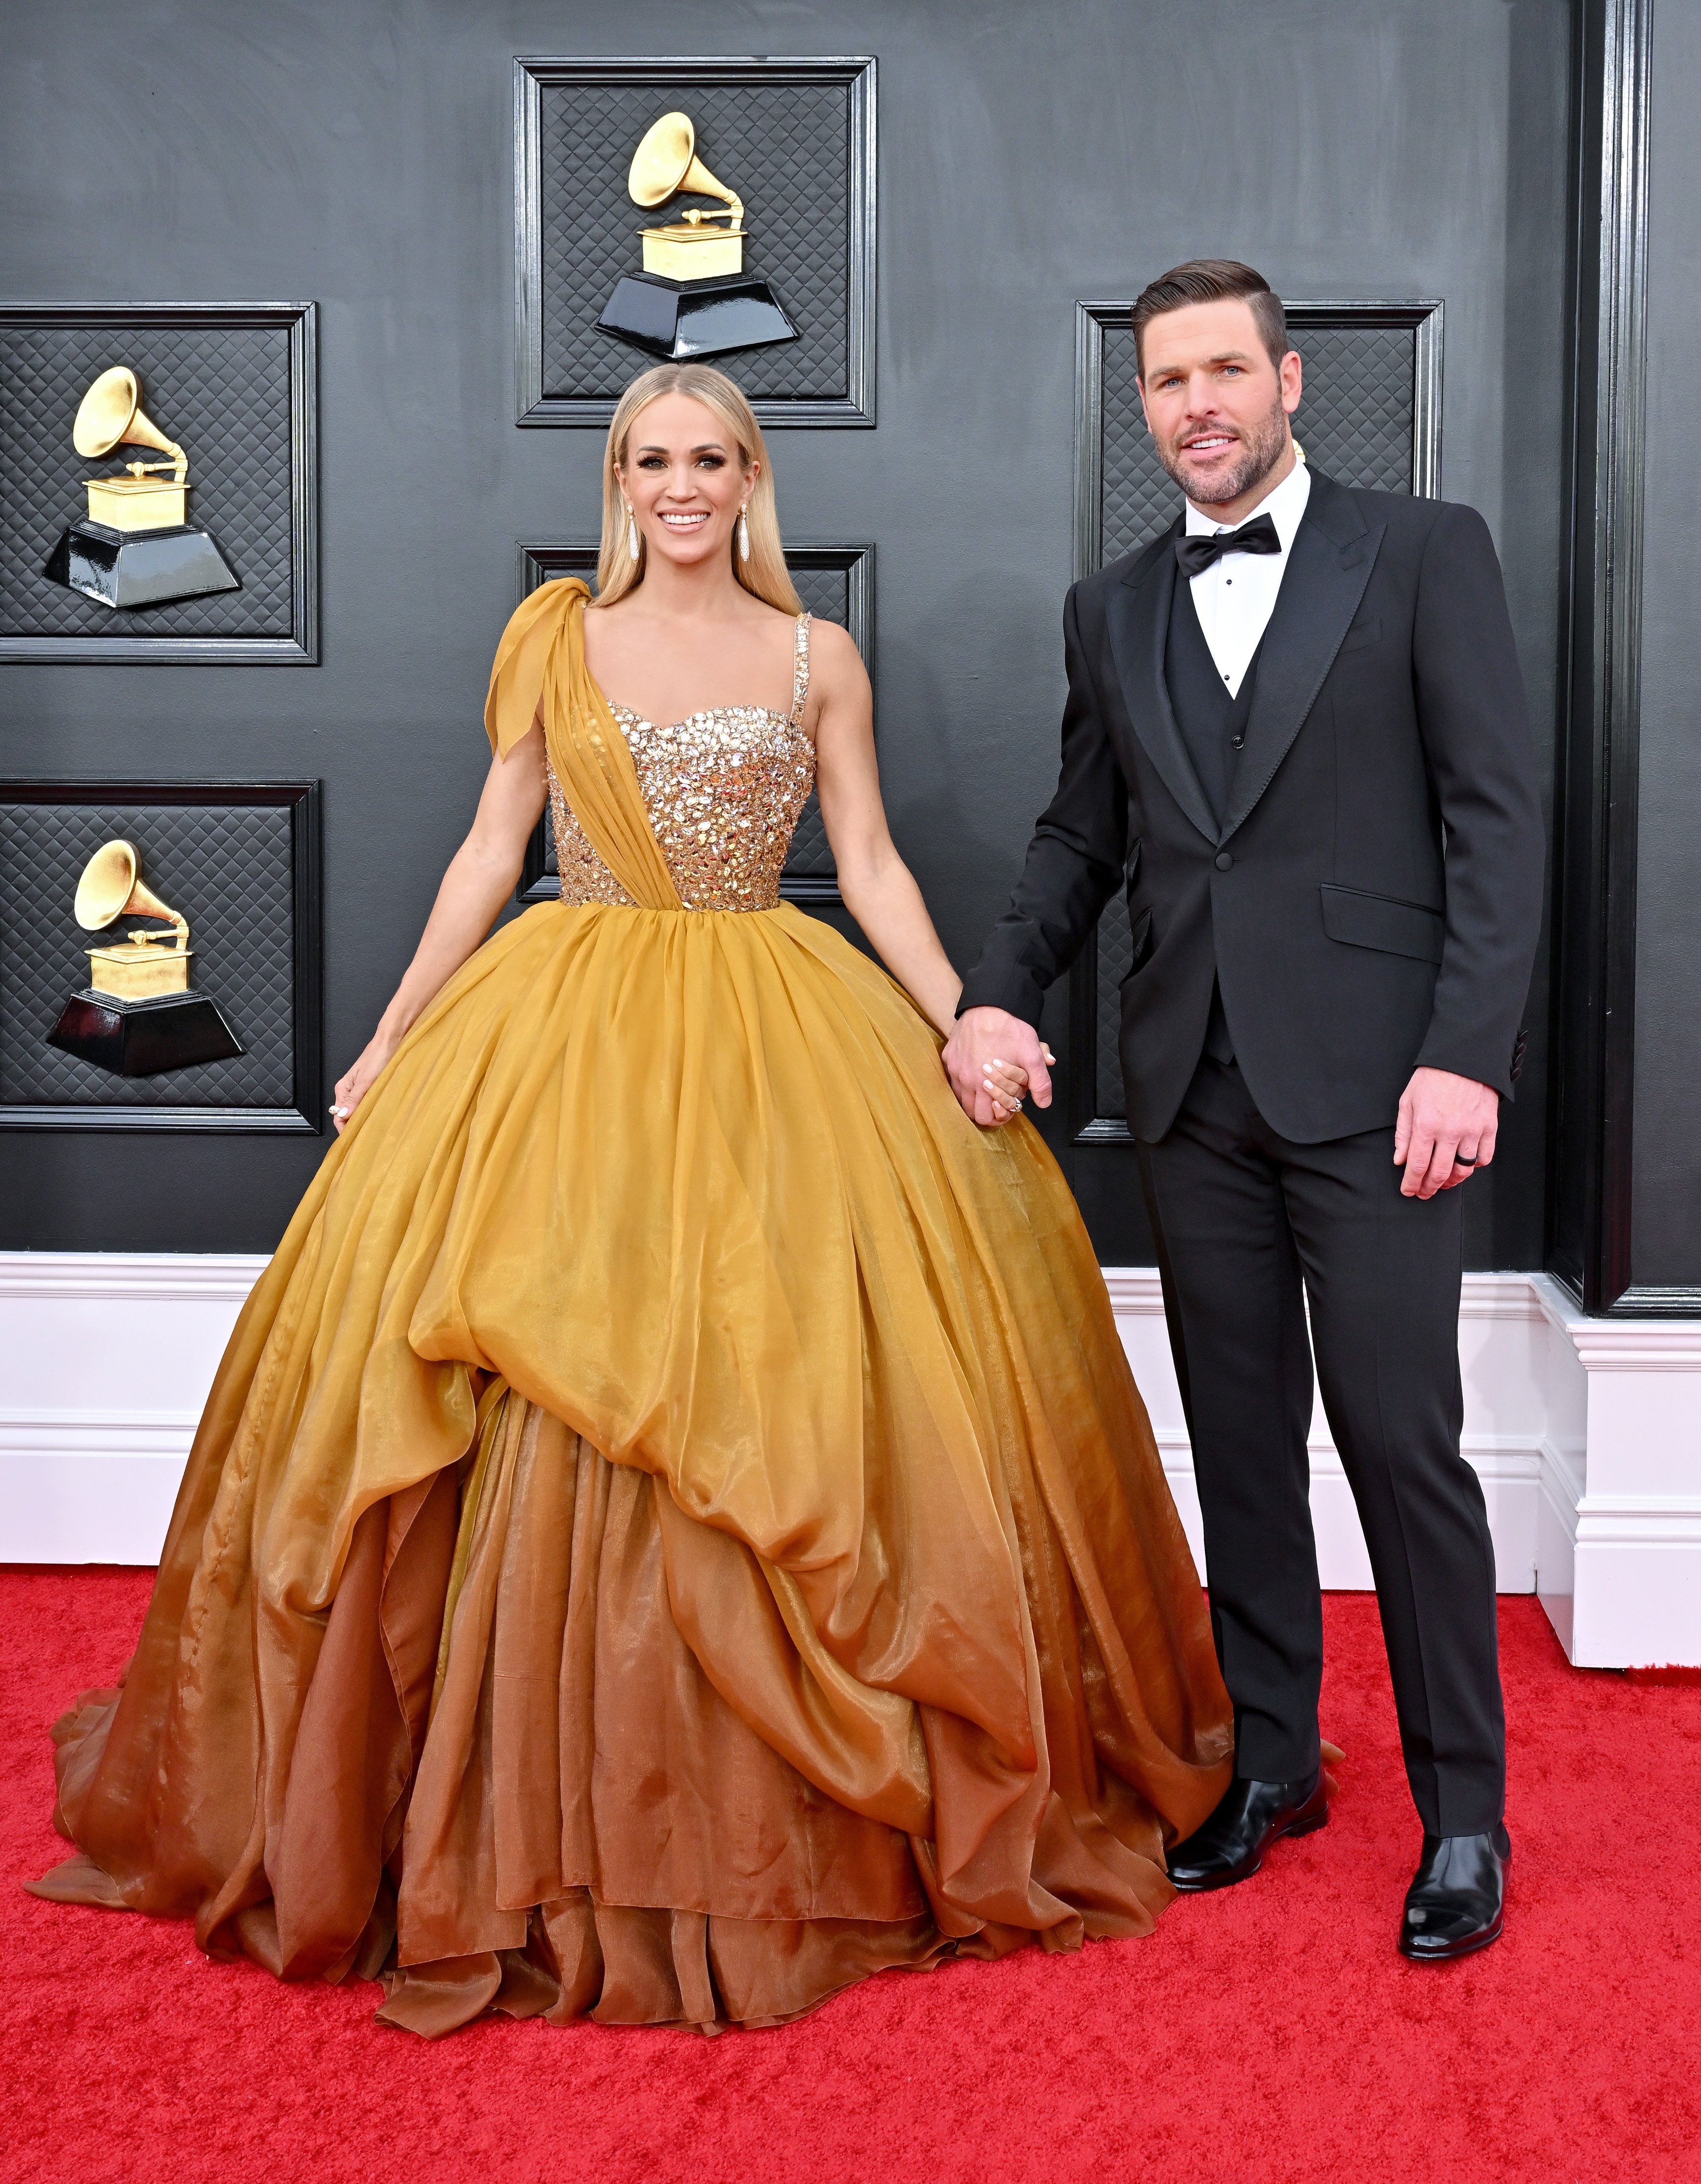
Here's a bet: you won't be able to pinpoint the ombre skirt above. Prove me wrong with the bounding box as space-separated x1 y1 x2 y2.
33 900 1232 2035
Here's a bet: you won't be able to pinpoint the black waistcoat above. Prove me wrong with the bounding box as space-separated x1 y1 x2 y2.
1164 568 1260 827
1165 573 1262 1063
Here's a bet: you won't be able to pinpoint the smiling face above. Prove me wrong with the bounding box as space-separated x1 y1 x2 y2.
616 391 757 573
1137 298 1302 513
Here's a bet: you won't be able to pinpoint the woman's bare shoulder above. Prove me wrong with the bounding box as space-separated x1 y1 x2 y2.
808 614 867 689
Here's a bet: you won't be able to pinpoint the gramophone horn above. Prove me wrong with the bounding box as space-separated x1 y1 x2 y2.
627 112 743 223
73 840 189 948
72 367 187 480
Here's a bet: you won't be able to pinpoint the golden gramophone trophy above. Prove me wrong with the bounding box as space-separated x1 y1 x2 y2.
46 841 244 1076
43 368 240 611
596 113 796 361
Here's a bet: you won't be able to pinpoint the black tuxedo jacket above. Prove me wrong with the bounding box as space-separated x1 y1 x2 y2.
958 469 1546 1144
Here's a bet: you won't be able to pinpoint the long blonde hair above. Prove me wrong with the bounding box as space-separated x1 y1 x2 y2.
595 362 802 613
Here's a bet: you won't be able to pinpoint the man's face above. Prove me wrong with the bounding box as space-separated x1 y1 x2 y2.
1138 298 1302 508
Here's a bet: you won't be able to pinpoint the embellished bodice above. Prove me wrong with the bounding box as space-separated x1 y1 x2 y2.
549 612 816 912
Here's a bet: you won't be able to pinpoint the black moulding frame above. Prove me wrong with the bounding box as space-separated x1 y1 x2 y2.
1545 0 1660 1314
0 780 323 1133
1071 297 1443 593
0 301 318 666
513 55 877 428
512 543 875 907
1066 295 1444 1146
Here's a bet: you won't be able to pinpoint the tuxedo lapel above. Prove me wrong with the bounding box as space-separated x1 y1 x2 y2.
1104 527 1219 846
1222 470 1384 842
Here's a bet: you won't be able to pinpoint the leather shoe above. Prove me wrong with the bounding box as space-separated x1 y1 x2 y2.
1398 1823 1510 1961
1166 1769 1328 1891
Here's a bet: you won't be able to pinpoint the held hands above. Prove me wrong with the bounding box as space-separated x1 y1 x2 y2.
330 1030 399 1136
941 1006 1056 1127
1395 1066 1500 1198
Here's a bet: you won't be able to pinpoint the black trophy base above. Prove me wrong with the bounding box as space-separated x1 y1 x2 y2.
44 519 241 611
596 273 798 362
47 989 245 1077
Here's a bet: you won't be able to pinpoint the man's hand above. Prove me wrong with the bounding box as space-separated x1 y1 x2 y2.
942 1006 1054 1126
1395 1066 1500 1199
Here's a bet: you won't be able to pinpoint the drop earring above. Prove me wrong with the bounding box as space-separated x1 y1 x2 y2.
625 502 640 559
738 503 751 563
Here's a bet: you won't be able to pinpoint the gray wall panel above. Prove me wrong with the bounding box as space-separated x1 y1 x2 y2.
0 0 1572 1263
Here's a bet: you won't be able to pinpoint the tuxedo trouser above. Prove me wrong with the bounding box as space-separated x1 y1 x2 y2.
1136 1052 1505 1837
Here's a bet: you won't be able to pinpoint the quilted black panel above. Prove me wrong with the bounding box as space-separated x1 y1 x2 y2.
520 548 857 892
0 323 294 641
1095 891 1133 1121
537 79 852 404
1090 312 1419 1127
0 802 295 1107
780 560 850 880
1288 323 1415 492
1098 317 1415 563
1100 324 1176 564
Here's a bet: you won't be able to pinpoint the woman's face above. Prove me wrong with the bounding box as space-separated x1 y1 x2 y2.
617 393 757 573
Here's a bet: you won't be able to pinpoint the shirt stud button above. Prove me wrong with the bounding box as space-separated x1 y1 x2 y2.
1215 851 1234 872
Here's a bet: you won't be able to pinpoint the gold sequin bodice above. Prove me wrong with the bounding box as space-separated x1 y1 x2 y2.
549 612 816 912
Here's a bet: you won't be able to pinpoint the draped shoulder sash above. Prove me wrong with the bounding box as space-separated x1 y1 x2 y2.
483 577 681 911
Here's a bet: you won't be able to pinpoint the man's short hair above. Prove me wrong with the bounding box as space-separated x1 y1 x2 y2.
1132 260 1288 377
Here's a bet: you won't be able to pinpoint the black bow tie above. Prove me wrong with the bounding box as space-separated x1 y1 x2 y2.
1174 513 1282 579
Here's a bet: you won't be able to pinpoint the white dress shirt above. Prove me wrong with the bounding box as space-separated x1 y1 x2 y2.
1183 453 1312 698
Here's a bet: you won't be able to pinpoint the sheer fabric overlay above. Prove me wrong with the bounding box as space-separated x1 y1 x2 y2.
32 581 1232 2035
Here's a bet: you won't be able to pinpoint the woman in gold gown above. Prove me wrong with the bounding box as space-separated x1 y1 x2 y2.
33 363 1231 2037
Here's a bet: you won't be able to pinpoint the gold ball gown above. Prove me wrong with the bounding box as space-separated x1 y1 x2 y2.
32 581 1232 2037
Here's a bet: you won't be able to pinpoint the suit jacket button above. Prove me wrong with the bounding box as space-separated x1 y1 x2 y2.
1214 851 1234 871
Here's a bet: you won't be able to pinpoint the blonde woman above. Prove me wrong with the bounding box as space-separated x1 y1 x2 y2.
34 364 1232 2037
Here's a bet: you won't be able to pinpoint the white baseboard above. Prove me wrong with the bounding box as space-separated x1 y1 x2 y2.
1103 1269 1549 1592
1522 1281 1701 1669
1102 1266 1701 1664
2 1253 1698 1666
0 1253 264 1567
0 1414 196 1564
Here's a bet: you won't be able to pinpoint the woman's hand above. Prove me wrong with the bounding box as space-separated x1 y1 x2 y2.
977 1048 1057 1125
330 1030 398 1134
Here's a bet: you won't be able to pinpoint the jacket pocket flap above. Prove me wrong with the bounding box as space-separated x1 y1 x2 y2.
1320 883 1444 964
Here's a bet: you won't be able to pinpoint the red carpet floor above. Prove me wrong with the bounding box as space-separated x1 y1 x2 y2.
3 1572 1697 2184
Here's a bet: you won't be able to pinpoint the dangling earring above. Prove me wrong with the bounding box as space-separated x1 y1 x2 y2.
625 502 640 559
738 503 751 563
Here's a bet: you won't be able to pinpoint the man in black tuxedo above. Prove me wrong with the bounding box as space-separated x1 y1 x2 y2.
944 260 1544 1959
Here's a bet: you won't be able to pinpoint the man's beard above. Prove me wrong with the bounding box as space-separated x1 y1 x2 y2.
1158 392 1288 507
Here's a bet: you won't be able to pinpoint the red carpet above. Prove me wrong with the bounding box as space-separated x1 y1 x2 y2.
3 1572 1696 2184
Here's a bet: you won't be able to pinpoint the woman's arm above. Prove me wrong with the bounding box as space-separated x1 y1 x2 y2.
331 718 548 1131
811 624 974 1041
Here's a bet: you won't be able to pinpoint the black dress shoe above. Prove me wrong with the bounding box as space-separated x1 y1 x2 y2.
1166 1770 1328 1891
1398 1823 1510 1961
